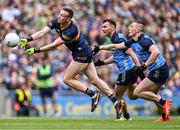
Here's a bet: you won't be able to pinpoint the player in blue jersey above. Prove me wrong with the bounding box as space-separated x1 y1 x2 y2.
95 21 171 122
18 7 122 118
126 22 171 122
93 19 144 120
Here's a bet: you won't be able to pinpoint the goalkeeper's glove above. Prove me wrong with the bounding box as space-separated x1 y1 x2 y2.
18 36 33 49
24 48 40 55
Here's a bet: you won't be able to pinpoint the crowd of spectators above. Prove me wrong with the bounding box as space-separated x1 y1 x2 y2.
0 0 179 98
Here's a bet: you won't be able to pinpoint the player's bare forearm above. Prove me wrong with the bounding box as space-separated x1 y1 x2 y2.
104 56 114 64
31 26 51 40
145 45 160 66
40 38 64 52
100 42 126 51
99 44 115 50
126 48 141 66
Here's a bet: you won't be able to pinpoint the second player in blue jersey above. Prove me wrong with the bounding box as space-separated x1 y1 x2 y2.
93 19 142 120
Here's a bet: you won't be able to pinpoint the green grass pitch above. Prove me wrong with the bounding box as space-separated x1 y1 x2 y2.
0 117 180 130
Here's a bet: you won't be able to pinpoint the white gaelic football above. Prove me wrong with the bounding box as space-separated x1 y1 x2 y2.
4 33 20 47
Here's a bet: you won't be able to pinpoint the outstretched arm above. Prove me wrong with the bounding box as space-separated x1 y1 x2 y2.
99 42 127 51
19 26 51 48
92 40 133 55
39 37 64 52
31 26 51 40
24 37 65 55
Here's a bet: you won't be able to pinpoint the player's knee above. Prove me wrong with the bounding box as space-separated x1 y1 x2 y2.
63 78 70 85
121 99 126 106
133 89 140 97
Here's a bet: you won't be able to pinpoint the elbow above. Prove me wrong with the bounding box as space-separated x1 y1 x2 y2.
151 50 160 59
112 46 119 51
154 50 160 57
125 48 132 55
128 51 133 56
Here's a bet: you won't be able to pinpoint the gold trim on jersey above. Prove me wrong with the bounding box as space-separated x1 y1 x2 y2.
60 21 71 31
62 28 80 42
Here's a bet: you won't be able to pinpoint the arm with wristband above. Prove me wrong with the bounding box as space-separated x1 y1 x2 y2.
18 26 51 49
136 38 160 72
24 37 64 55
124 40 147 80
92 41 127 55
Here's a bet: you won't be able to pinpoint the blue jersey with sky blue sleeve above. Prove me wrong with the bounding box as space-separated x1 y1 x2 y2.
110 32 135 74
47 18 93 63
130 34 165 71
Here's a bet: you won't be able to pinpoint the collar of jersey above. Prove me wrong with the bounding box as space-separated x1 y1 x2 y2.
138 33 144 41
60 21 72 31
111 31 117 40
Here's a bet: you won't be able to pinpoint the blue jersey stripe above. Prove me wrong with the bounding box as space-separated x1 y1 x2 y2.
130 34 165 71
111 32 135 73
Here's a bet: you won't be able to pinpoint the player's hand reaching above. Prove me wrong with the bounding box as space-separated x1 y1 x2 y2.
139 63 147 72
18 39 28 48
135 66 146 80
94 59 105 66
24 48 40 55
92 45 100 55
135 64 147 80
18 36 33 49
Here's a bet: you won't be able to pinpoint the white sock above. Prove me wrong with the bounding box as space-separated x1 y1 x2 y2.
114 100 119 106
91 93 97 99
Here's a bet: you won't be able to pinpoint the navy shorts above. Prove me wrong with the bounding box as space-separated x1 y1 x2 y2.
73 56 92 63
39 87 55 97
147 63 169 85
116 66 138 86
73 54 93 63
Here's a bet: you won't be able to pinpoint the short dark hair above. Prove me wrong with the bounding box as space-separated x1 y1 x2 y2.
136 20 144 31
137 22 144 31
103 19 116 28
62 7 73 18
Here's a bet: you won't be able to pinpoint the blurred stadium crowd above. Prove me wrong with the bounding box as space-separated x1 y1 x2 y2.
0 0 180 99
